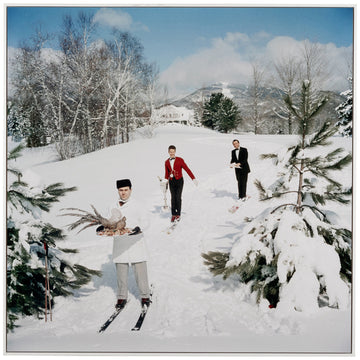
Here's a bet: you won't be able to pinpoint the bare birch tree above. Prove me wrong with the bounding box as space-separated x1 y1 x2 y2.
101 34 135 147
10 28 51 147
272 56 301 134
300 40 329 91
249 61 266 134
58 12 101 157
271 40 330 135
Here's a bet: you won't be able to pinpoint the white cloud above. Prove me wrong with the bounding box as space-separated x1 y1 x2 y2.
160 33 352 98
321 43 353 91
93 8 148 32
160 34 254 98
223 32 250 46
94 8 132 29
266 36 303 61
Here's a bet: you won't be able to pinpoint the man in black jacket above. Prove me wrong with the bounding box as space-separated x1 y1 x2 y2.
230 139 250 200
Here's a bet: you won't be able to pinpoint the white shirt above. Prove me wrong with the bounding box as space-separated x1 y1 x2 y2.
169 157 175 170
110 197 149 264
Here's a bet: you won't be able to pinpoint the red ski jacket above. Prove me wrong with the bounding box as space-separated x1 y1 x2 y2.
164 157 195 181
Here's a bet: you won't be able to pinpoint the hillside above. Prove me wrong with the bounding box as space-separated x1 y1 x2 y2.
170 82 345 134
6 124 352 354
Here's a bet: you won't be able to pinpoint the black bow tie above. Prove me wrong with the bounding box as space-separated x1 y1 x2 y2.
170 158 175 161
119 201 126 206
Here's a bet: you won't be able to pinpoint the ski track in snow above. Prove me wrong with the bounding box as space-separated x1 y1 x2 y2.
6 125 352 354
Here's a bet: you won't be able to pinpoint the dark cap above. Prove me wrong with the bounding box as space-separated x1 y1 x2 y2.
116 179 132 189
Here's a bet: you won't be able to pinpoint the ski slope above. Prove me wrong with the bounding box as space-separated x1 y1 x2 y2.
6 124 352 354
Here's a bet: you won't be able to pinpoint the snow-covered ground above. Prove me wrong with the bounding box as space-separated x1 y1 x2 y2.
6 124 353 354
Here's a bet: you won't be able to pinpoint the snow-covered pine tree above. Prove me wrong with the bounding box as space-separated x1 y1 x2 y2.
202 92 241 133
203 81 352 312
7 144 102 331
217 96 242 133
335 77 352 137
7 101 35 144
202 93 222 130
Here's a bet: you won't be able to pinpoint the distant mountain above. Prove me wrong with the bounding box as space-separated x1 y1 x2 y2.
170 82 345 134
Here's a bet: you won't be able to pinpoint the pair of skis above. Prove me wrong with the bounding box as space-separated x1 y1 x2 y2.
165 219 180 234
228 195 251 213
98 301 150 333
99 285 153 333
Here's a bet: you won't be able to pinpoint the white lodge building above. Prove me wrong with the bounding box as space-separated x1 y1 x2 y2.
151 104 195 126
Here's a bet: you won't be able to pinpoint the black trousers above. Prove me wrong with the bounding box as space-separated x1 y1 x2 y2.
169 177 184 216
235 171 248 199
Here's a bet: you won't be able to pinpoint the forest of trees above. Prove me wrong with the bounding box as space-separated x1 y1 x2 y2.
7 12 159 160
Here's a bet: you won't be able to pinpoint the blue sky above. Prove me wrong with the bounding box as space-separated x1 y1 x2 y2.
6 6 354 96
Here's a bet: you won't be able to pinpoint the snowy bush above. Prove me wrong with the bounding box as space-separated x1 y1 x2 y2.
335 77 352 137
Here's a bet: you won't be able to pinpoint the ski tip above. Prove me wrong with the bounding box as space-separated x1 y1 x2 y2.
98 326 107 333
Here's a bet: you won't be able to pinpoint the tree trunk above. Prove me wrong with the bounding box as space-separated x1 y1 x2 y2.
288 113 292 134
296 159 304 214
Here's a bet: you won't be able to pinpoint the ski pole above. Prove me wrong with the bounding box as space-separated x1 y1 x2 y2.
44 242 52 321
163 181 168 209
44 242 48 322
158 176 169 209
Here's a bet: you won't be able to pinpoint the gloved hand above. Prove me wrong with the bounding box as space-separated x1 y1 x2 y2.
193 179 199 186
96 225 105 233
129 226 142 235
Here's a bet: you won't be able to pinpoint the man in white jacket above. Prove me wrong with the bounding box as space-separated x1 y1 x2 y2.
111 179 151 310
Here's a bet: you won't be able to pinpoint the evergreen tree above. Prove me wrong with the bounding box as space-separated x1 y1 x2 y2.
202 92 241 133
335 77 352 137
7 102 26 142
217 97 241 133
202 93 222 129
7 144 102 331
203 81 352 311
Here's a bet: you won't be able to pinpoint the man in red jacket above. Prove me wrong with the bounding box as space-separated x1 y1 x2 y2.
164 145 198 222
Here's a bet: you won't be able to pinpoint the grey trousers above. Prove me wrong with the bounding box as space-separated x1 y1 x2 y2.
115 262 150 300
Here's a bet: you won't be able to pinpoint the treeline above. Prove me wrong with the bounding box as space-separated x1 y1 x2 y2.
192 40 352 135
8 12 158 159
